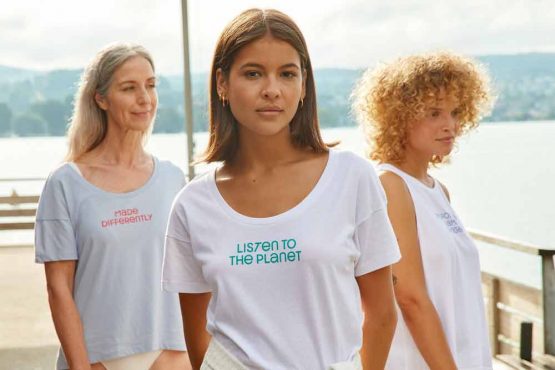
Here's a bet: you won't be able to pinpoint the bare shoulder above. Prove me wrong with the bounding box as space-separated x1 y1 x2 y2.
379 171 408 197
437 180 451 202
378 171 415 213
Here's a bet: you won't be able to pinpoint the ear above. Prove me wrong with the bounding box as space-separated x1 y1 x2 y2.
95 92 108 111
301 68 307 100
215 68 228 97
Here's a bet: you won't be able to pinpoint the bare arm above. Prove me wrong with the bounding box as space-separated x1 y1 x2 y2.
380 172 457 370
179 292 212 370
45 261 91 370
356 265 397 369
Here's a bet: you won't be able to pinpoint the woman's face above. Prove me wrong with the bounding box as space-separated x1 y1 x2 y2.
96 56 157 133
217 35 306 137
407 90 461 159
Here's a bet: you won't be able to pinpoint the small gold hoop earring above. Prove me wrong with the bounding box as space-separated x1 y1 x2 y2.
220 94 227 108
300 98 304 108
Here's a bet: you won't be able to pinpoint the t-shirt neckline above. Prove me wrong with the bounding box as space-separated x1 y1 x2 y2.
208 150 336 225
379 163 438 191
67 156 159 197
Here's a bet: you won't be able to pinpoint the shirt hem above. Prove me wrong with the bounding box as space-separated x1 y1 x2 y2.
162 280 211 293
355 249 401 277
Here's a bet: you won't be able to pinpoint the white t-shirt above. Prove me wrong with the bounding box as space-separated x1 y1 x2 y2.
163 150 400 369
379 164 492 370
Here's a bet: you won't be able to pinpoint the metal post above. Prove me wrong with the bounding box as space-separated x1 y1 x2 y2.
520 321 533 361
542 251 555 355
180 0 195 180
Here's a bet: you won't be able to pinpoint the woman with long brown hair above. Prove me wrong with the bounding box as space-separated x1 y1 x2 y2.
162 9 400 369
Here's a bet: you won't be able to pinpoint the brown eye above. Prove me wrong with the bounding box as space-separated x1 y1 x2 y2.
245 71 261 78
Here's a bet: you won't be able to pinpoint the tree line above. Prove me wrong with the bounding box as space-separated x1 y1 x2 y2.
1 53 555 137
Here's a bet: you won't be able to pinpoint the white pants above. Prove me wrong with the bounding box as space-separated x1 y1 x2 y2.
101 350 162 370
200 339 362 370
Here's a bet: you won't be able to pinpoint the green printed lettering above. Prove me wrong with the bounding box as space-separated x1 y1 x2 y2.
256 254 264 263
287 238 296 249
262 241 270 252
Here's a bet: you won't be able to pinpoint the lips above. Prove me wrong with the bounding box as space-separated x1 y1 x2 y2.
132 111 151 117
436 136 454 143
256 106 283 113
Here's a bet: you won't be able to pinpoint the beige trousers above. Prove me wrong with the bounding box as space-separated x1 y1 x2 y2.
200 339 362 370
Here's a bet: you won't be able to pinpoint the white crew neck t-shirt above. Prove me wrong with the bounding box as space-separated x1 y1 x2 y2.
163 150 400 369
379 164 492 370
35 158 187 369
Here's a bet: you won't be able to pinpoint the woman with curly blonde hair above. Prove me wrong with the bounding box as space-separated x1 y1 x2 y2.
353 51 494 370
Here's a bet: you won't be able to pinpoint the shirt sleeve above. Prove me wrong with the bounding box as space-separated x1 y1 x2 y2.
162 195 211 293
34 174 78 263
354 161 401 276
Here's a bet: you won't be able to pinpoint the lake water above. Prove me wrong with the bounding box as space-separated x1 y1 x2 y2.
1 122 554 288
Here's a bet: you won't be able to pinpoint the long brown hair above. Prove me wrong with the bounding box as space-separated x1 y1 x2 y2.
199 8 329 163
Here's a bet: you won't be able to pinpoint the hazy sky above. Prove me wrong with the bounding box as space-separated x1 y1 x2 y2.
1 0 553 74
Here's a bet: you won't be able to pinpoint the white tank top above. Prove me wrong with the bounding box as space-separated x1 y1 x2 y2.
379 164 492 370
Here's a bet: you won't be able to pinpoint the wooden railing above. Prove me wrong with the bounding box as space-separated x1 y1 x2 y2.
471 229 555 368
0 192 40 231
0 177 44 233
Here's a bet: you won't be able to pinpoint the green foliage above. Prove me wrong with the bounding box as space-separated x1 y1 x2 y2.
2 53 555 137
154 106 184 133
29 99 71 136
0 103 12 136
12 113 47 136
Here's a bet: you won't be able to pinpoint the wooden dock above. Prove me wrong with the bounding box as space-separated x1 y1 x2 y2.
1 188 554 368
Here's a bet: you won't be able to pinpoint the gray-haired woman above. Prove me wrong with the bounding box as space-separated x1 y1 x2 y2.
35 43 190 370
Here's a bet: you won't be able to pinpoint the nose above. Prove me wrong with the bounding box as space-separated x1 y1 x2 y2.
444 114 458 134
261 76 280 100
137 87 152 105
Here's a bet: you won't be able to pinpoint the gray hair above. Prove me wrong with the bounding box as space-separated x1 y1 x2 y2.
66 42 155 161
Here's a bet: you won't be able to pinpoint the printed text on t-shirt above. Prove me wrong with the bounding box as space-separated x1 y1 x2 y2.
435 212 463 234
229 238 302 266
101 208 153 228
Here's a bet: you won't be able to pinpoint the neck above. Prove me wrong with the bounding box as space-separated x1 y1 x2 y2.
230 127 302 172
394 148 431 183
86 123 149 167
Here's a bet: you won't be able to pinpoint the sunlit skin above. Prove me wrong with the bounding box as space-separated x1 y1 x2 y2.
378 89 462 369
400 90 461 186
96 55 158 134
217 34 306 140
213 34 330 220
77 56 159 193
178 34 397 370
44 55 191 370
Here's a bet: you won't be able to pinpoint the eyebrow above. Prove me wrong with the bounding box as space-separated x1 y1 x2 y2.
117 77 156 85
239 62 300 70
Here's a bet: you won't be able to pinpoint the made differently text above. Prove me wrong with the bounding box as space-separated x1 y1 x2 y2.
101 208 153 228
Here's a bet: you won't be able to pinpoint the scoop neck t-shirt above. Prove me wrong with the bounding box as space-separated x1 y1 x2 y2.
163 150 401 369
35 157 187 369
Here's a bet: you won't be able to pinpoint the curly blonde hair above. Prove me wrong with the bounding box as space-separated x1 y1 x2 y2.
352 51 493 164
